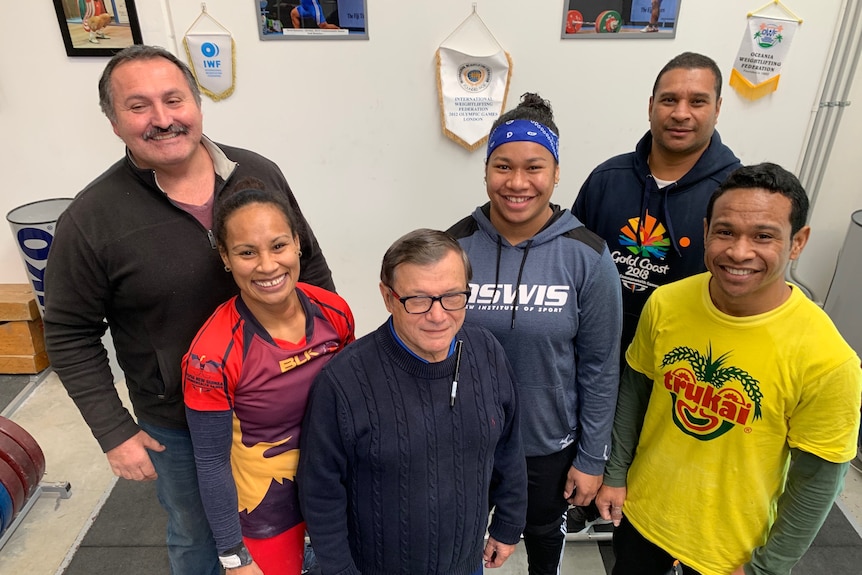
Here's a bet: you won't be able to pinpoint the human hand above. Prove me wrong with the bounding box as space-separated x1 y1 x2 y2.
105 430 165 481
227 561 264 575
483 536 516 568
594 484 626 527
563 466 603 506
729 567 746 575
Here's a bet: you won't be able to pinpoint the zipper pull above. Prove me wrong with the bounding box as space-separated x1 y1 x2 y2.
207 229 217 249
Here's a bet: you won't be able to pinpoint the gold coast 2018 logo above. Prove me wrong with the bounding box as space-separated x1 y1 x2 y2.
660 345 763 440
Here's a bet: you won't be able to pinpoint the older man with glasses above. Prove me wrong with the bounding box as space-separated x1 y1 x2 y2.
298 228 527 575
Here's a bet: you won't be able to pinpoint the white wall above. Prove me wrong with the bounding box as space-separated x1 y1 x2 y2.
1 0 860 336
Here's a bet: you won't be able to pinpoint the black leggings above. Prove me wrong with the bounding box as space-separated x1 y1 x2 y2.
612 516 702 575
522 442 578 575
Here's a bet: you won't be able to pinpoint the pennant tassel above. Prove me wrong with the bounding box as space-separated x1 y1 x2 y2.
729 69 781 100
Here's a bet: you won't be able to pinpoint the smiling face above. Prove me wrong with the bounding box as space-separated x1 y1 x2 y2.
380 249 468 363
649 67 721 161
485 141 559 244
220 203 301 317
704 187 810 317
108 57 204 172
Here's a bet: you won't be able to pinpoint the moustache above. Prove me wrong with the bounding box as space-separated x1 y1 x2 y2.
143 124 190 140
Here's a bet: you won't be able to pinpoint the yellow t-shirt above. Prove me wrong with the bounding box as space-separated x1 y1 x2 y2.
625 273 861 575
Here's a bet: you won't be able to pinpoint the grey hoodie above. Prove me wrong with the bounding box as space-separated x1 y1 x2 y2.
448 203 622 474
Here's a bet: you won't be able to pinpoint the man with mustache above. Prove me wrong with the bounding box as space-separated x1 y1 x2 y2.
569 52 741 533
43 45 334 575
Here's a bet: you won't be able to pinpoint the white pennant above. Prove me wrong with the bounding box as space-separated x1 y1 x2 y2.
729 15 798 101
183 6 236 101
436 9 512 151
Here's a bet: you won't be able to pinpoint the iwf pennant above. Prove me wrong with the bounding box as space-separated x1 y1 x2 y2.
730 15 799 101
183 5 236 101
436 8 512 151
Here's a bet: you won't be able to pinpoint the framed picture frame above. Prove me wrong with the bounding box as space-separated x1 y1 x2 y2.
52 0 144 57
258 0 368 40
561 0 681 39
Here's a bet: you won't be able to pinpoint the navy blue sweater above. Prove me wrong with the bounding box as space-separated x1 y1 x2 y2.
298 321 526 575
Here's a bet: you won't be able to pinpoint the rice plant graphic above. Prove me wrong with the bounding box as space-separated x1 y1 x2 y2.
660 344 763 439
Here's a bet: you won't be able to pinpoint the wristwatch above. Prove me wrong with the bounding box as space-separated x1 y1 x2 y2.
219 542 253 570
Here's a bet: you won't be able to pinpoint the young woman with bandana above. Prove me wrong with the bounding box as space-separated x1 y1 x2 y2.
448 93 623 575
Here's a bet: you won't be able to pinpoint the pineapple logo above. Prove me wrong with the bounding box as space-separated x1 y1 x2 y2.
660 345 763 440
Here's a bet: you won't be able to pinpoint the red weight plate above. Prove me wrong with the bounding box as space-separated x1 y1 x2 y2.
0 433 39 498
0 458 25 516
0 416 46 482
566 10 583 34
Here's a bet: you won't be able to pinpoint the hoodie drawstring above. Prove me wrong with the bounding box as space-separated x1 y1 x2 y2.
662 184 682 258
511 240 533 329
495 235 533 330
638 176 655 249
640 176 682 257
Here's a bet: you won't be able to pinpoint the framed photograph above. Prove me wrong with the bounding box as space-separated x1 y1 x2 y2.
561 0 680 39
258 0 368 40
52 0 143 57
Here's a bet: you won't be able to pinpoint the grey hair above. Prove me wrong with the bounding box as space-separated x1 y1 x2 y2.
98 45 201 122
380 229 472 288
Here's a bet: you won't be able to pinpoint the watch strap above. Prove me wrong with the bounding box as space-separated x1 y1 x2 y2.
219 542 253 569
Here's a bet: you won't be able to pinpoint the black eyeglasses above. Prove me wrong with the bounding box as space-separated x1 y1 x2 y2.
387 287 471 314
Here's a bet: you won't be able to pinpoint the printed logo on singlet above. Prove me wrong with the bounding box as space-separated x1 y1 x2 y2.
613 211 688 293
467 283 570 314
185 354 224 392
661 344 763 440
279 350 321 373
278 341 340 373
233 432 299 514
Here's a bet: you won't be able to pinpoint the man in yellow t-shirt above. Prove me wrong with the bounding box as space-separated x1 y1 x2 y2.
596 162 862 575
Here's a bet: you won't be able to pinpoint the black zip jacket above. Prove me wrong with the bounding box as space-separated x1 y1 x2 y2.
44 138 334 452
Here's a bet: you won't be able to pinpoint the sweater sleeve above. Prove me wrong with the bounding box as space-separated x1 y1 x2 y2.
185 407 243 554
43 210 139 452
298 370 360 575
487 346 528 545
603 365 652 487
743 449 849 575
572 245 623 475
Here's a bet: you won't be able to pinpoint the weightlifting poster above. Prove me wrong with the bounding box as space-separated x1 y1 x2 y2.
730 11 800 101
436 9 512 151
183 6 236 101
562 0 680 37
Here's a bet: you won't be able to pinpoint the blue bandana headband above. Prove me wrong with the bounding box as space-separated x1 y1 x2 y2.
486 119 560 162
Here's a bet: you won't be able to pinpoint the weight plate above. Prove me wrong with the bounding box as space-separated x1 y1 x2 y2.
0 458 24 516
596 10 622 33
0 433 39 498
0 482 12 531
566 10 583 34
0 416 46 482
